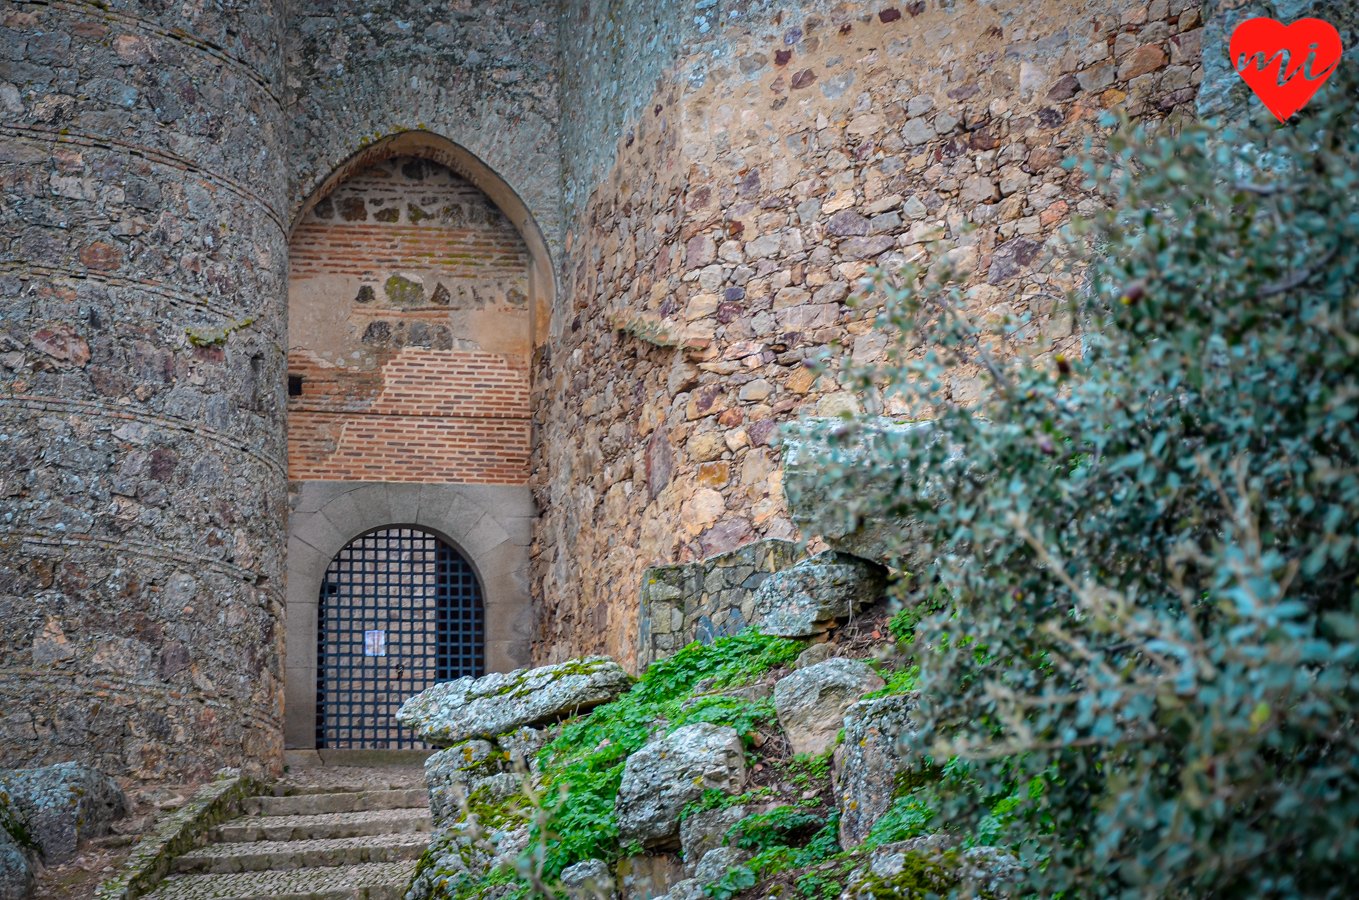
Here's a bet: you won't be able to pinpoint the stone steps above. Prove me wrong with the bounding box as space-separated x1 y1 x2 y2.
211 808 433 843
145 861 420 900
241 789 429 817
147 771 431 900
175 833 431 874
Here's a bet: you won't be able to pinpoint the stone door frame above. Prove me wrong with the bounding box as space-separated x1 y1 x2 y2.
284 481 534 749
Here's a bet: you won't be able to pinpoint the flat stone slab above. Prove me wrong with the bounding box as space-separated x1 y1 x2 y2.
146 861 418 900
175 833 430 874
397 656 633 747
276 767 426 796
241 789 428 818
210 809 431 844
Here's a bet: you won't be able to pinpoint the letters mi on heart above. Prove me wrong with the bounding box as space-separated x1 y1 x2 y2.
1230 17 1343 122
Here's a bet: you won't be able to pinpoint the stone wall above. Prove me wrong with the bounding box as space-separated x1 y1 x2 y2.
287 156 532 484
0 1 289 779
638 539 799 670
284 0 563 348
535 0 1205 669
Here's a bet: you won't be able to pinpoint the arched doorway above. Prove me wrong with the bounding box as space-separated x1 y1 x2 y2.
315 526 484 749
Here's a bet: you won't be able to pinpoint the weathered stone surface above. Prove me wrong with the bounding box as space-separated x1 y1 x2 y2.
1 0 290 783
472 772 525 808
679 805 747 875
425 740 502 824
654 878 705 900
1118 44 1167 81
693 846 751 885
615 724 747 848
775 658 885 756
500 727 551 772
638 540 799 669
617 853 687 900
749 552 888 637
782 419 940 566
398 657 633 747
795 643 836 669
842 835 957 900
562 858 618 900
837 694 923 848
0 763 127 865
843 835 1024 899
0 796 33 900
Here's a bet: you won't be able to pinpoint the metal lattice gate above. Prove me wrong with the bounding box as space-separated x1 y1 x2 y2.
316 527 485 749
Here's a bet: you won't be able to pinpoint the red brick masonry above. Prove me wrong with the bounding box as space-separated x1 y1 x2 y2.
288 348 530 484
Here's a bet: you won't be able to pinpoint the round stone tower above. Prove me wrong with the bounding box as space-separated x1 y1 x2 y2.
0 2 290 780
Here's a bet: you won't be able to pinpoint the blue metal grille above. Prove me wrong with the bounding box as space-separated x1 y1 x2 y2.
316 526 485 749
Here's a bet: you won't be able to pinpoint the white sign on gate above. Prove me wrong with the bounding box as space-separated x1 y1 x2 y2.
364 629 387 657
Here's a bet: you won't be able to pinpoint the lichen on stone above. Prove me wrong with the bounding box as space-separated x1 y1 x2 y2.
185 317 253 347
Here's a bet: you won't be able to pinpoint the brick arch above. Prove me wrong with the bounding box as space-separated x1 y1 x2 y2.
284 482 534 751
290 131 555 347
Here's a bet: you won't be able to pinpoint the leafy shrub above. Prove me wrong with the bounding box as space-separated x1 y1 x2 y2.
797 62 1359 899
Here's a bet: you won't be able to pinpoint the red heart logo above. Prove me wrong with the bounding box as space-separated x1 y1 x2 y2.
1230 17 1343 122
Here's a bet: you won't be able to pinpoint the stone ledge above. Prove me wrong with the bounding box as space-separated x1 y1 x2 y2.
95 776 264 900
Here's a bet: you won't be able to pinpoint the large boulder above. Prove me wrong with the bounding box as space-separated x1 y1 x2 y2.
749 552 887 637
782 418 938 566
0 762 127 865
615 724 747 848
398 657 633 747
774 658 885 756
836 693 922 848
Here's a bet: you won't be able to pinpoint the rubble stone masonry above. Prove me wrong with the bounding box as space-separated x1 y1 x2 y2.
534 0 1205 669
0 0 1280 778
0 1 290 779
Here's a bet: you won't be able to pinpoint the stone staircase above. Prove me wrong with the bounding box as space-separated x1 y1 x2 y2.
146 775 432 900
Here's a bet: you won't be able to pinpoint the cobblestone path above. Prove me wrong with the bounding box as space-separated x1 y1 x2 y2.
147 768 431 900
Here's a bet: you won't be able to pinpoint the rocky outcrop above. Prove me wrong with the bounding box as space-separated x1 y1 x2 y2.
615 724 747 848
398 657 633 747
679 805 747 876
693 846 750 884
775 659 885 756
841 834 1024 900
749 553 888 637
425 740 503 822
782 420 937 566
0 763 127 866
836 694 922 848
561 858 618 900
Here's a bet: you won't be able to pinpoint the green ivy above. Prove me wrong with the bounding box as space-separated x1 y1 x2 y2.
532 631 803 879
